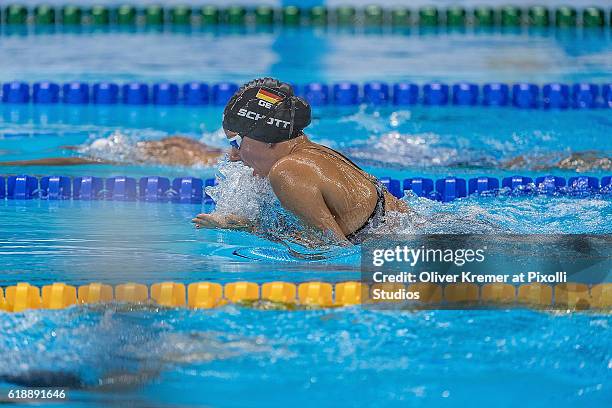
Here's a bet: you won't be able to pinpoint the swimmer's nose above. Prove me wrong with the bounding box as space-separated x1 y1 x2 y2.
229 148 241 162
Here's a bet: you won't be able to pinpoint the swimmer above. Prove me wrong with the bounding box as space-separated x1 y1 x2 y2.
3 142 607 172
191 78 410 244
502 150 611 172
0 135 224 167
1 127 607 173
347 134 611 172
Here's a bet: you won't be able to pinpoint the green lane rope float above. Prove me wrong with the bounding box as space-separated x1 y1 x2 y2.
0 5 609 28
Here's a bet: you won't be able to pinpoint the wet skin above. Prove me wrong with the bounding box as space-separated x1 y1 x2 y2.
192 131 409 243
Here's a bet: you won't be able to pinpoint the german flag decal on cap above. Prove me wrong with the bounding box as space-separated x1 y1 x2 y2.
256 88 284 105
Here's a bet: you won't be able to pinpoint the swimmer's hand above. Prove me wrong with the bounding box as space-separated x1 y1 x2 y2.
192 213 254 232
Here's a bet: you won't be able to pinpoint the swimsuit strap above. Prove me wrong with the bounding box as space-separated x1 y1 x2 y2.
296 143 380 186
346 181 386 243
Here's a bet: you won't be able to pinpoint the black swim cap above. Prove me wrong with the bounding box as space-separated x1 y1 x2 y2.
222 78 311 144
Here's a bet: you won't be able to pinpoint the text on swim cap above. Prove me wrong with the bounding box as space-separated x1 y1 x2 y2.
237 108 291 129
258 99 273 109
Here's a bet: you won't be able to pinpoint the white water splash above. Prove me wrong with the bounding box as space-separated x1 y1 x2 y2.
79 131 136 161
205 159 278 223
396 193 612 235
77 129 228 165
77 130 167 162
197 127 228 148
347 131 497 168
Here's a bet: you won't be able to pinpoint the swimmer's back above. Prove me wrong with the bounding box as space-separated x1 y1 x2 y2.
270 139 406 236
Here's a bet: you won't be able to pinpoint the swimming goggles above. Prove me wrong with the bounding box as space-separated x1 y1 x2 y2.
228 134 242 150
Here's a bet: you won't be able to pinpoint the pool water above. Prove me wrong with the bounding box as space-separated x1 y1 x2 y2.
2 306 610 407
1 25 610 84
1 8 611 408
1 104 610 177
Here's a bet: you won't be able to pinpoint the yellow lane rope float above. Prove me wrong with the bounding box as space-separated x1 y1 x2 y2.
0 281 610 312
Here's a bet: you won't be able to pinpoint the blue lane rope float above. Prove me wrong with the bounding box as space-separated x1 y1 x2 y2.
1 81 611 108
1 175 610 203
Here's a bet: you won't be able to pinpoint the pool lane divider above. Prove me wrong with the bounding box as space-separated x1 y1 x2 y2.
0 175 610 203
1 5 610 28
0 281 610 312
1 175 215 203
1 81 612 108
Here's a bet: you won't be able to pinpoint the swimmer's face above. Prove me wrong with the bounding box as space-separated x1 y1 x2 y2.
224 129 278 177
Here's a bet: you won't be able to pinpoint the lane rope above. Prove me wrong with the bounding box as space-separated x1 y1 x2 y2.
1 5 610 29
1 281 610 312
1 175 610 203
1 81 611 108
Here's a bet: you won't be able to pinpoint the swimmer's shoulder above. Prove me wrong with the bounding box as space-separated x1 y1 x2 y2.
269 153 323 189
270 154 314 177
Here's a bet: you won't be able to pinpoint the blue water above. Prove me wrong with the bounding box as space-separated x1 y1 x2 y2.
1 28 610 84
2 307 610 407
1 11 611 408
1 104 610 178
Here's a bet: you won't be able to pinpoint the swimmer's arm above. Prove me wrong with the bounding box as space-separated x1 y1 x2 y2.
269 159 349 244
192 213 255 232
191 213 315 248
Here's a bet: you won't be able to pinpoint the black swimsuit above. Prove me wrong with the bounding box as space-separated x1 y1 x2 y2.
345 179 386 244
299 144 387 244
